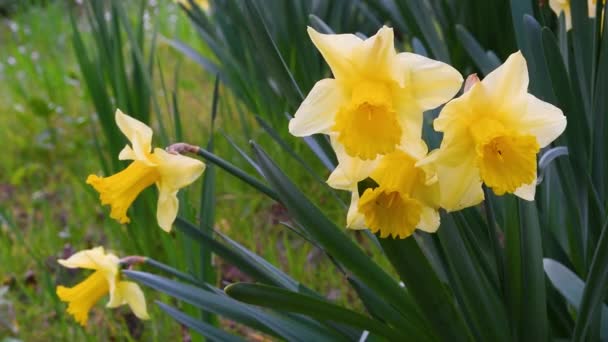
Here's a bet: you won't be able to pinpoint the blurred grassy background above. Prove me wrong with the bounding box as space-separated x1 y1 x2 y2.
0 1 355 340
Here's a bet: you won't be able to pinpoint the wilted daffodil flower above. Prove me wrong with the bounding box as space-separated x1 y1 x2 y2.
420 52 567 211
328 139 440 239
56 247 149 326
289 26 462 160
87 110 205 232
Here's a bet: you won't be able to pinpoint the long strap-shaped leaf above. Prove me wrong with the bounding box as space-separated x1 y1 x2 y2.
225 283 408 341
573 220 608 341
156 301 246 342
250 141 433 339
124 270 343 341
380 236 473 342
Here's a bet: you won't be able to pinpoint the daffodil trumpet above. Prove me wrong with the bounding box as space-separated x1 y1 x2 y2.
420 51 567 211
289 26 463 161
56 247 149 327
87 109 205 232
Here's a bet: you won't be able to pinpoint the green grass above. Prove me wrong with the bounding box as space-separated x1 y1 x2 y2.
0 2 358 340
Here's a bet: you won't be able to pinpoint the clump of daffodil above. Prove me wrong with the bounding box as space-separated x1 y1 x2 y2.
87 110 205 232
289 26 463 160
420 52 567 211
328 139 440 239
56 247 149 327
549 0 605 30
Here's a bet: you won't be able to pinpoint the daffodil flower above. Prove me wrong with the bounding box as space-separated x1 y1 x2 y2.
87 110 205 232
420 52 567 211
56 247 149 327
549 0 605 30
289 26 463 160
328 138 440 239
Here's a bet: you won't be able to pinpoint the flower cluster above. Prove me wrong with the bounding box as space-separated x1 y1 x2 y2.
57 111 206 326
290 26 567 239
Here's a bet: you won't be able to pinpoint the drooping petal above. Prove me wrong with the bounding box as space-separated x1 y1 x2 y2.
417 207 440 233
516 94 567 148
156 188 178 232
346 190 366 229
307 27 361 82
118 145 136 160
326 137 378 190
289 79 346 136
154 148 206 191
514 179 537 201
107 281 150 320
397 53 463 110
481 51 529 110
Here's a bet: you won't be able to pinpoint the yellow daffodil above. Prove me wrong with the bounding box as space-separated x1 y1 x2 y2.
328 138 440 239
87 110 205 232
420 52 567 211
549 0 605 30
56 247 149 327
289 26 463 160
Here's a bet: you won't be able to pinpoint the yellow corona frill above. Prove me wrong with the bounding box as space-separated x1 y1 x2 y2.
420 52 567 211
289 26 462 160
56 247 149 326
328 139 440 239
87 110 205 232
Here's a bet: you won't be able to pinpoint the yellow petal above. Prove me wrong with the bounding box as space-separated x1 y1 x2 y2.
481 51 529 111
118 144 136 160
394 92 424 145
350 26 397 82
397 52 463 110
432 84 483 146
289 79 346 136
154 148 206 191
515 94 567 148
514 179 537 201
327 137 378 190
156 189 178 232
417 207 440 233
57 246 107 270
307 27 361 81
115 109 153 162
346 190 366 229
107 281 150 320
428 143 485 211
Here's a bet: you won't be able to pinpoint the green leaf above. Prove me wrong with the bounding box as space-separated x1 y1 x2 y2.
156 301 246 342
379 236 472 342
455 25 500 75
543 259 608 340
225 283 408 341
250 141 432 337
174 218 301 291
573 220 608 341
124 270 335 341
503 198 548 341
437 215 510 341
